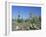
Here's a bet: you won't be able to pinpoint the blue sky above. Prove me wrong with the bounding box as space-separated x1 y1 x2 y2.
12 6 41 19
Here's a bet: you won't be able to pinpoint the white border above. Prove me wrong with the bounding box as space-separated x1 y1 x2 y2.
6 2 44 35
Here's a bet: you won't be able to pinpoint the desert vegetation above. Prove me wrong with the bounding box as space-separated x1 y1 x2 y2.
12 11 41 31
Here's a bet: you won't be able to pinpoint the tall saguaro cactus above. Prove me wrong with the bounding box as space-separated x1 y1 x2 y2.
18 11 20 19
